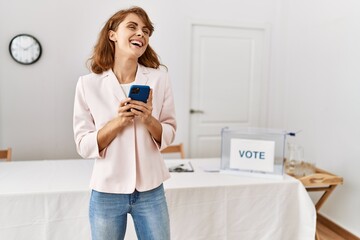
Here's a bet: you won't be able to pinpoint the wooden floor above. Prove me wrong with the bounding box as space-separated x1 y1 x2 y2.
317 219 346 240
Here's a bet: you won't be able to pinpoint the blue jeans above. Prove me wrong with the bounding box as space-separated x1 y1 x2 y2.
89 184 170 240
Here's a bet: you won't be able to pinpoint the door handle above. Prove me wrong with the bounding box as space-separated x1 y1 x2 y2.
190 109 204 114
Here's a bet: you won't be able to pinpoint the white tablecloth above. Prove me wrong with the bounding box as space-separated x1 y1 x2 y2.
0 159 316 240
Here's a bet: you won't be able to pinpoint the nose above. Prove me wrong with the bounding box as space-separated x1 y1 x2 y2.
136 31 143 37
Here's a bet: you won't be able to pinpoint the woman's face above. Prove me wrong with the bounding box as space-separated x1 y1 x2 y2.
109 13 151 60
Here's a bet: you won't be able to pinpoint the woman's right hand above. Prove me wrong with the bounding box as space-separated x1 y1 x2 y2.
116 97 135 128
97 98 135 152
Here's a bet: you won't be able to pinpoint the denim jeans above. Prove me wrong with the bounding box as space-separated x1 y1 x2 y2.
89 184 170 240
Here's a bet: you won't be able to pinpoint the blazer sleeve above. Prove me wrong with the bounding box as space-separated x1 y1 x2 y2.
157 73 177 151
73 77 103 159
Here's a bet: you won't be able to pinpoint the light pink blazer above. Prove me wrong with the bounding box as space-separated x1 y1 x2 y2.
73 64 176 193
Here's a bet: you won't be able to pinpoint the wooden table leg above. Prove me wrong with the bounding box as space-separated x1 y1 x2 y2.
306 185 338 239
315 185 337 211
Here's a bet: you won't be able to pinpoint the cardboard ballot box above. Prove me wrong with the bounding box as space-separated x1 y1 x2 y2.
221 127 287 179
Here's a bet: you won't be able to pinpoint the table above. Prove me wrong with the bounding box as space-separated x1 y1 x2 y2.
0 159 316 240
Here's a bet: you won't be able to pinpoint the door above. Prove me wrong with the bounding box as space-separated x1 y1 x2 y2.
189 23 269 158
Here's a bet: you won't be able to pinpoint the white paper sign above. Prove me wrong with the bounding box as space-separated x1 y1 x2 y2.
229 138 275 172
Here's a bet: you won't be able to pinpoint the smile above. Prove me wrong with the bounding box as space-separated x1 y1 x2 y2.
130 40 144 47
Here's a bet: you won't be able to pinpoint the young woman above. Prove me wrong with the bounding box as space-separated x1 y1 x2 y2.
73 6 176 240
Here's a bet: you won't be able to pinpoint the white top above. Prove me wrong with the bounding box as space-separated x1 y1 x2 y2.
120 82 132 96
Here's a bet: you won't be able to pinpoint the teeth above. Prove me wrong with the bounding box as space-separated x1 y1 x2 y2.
131 40 143 47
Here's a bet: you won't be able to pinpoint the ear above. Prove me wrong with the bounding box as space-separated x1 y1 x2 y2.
109 30 117 42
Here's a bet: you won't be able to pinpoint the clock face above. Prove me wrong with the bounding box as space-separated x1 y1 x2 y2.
9 34 42 65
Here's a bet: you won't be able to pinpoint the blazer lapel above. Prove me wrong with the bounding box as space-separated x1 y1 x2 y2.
105 64 150 103
134 64 150 85
104 69 127 102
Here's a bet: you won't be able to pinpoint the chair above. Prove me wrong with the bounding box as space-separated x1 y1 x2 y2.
0 148 12 162
161 143 185 159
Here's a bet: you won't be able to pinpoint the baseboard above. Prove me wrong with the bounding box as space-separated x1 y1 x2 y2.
317 213 360 240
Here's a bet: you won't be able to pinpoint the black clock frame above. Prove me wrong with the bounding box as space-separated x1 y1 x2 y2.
9 33 42 65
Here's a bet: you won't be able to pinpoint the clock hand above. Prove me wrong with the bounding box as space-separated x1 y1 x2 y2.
23 43 36 50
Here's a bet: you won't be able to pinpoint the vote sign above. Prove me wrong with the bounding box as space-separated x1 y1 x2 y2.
229 138 275 172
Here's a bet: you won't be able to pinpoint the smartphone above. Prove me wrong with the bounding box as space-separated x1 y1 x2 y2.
128 85 150 103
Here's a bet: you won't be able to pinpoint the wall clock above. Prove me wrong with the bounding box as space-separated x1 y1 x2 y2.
9 34 42 65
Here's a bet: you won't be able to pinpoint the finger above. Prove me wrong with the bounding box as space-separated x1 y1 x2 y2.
118 105 132 114
130 109 149 121
119 109 135 116
131 105 153 118
130 108 152 124
119 99 133 113
148 89 153 102
120 98 131 107
129 105 146 114
128 100 147 109
131 102 153 113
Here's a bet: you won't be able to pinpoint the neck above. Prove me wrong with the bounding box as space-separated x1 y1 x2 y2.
113 57 138 84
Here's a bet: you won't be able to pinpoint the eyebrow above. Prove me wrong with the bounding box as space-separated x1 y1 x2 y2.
126 21 138 26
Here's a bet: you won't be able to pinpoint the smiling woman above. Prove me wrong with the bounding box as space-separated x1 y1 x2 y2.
73 6 176 240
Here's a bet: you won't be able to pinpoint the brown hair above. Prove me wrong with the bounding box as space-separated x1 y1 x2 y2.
89 6 160 74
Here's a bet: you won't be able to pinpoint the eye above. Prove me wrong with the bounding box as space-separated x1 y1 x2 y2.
143 28 150 35
128 24 136 30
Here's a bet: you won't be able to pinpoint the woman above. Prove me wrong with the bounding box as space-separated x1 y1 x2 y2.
73 6 176 240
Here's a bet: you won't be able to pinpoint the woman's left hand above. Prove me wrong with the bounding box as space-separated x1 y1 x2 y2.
128 89 154 125
129 88 162 143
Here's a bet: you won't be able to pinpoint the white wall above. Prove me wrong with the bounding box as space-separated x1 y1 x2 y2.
0 0 359 236
279 0 360 235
